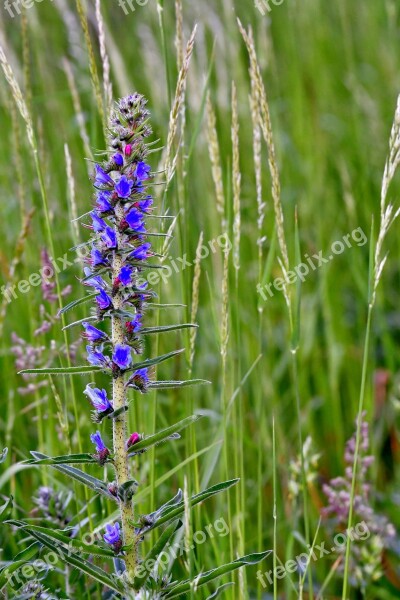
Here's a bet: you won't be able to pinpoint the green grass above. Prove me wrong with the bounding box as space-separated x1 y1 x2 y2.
0 0 399 598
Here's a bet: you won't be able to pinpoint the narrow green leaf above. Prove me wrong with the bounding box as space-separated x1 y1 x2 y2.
12 542 40 562
24 453 100 465
62 316 98 331
206 583 235 599
18 365 103 376
58 292 98 315
145 303 186 310
149 379 210 390
0 496 13 523
142 479 239 532
133 521 182 588
13 528 122 593
141 323 198 335
29 452 116 501
162 551 271 598
0 560 30 591
130 349 184 372
128 414 202 456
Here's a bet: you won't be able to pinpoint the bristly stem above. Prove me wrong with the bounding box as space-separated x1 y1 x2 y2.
112 201 136 579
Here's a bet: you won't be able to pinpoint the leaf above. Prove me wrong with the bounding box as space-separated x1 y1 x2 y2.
24 453 100 465
162 551 271 598
29 452 116 501
10 527 122 593
133 521 182 589
12 542 40 562
0 560 30 591
128 414 202 456
149 379 210 390
206 583 235 599
141 323 198 335
58 292 98 315
0 447 8 464
130 349 184 372
6 521 115 558
145 303 187 310
0 496 13 523
140 479 239 533
18 365 103 376
62 315 98 331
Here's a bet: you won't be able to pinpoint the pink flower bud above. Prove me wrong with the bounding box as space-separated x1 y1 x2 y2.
124 144 132 156
127 432 141 448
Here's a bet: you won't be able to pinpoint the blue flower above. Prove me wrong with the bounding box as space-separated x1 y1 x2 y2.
82 268 106 290
118 265 133 286
112 344 132 370
90 211 107 233
113 153 124 166
86 345 108 367
115 175 134 199
94 164 114 187
103 522 121 548
82 322 107 342
138 196 153 212
90 430 106 452
96 191 113 214
90 246 108 267
134 367 149 383
136 161 151 181
125 209 145 232
96 289 113 310
84 385 112 412
101 226 117 249
129 367 150 392
130 242 151 261
125 313 142 334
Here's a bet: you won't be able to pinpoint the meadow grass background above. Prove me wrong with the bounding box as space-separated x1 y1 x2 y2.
0 0 399 598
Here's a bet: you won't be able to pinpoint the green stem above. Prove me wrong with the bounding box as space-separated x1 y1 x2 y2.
342 304 373 599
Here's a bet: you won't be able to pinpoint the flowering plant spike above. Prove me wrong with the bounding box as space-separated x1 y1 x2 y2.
14 93 269 597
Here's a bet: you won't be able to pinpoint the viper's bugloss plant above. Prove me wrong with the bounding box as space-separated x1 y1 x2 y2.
9 94 269 598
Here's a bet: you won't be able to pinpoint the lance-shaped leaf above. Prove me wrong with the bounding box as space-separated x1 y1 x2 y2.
29 452 116 501
7 527 123 593
129 349 184 372
58 292 98 316
138 479 239 533
18 365 103 376
12 542 40 562
24 453 102 466
140 323 198 335
6 521 115 558
161 551 271 598
145 303 186 310
149 379 210 390
133 521 182 589
62 315 98 331
206 583 235 599
128 414 203 456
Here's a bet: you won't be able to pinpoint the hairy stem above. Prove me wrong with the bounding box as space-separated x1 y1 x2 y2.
112 201 136 580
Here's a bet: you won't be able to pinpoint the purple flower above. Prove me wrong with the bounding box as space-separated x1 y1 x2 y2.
112 344 132 370
118 265 133 286
90 430 106 452
94 164 114 187
129 242 151 261
103 522 121 549
137 196 153 212
82 322 107 342
86 345 108 367
84 385 112 412
90 212 107 233
125 314 142 334
115 175 134 199
82 268 106 290
90 246 108 267
136 161 151 181
128 367 149 392
134 367 149 383
96 191 113 214
125 209 145 232
96 289 113 311
101 226 117 249
113 153 124 167
127 432 141 448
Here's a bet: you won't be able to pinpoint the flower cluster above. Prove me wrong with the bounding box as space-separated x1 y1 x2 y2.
322 413 396 588
78 94 157 552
